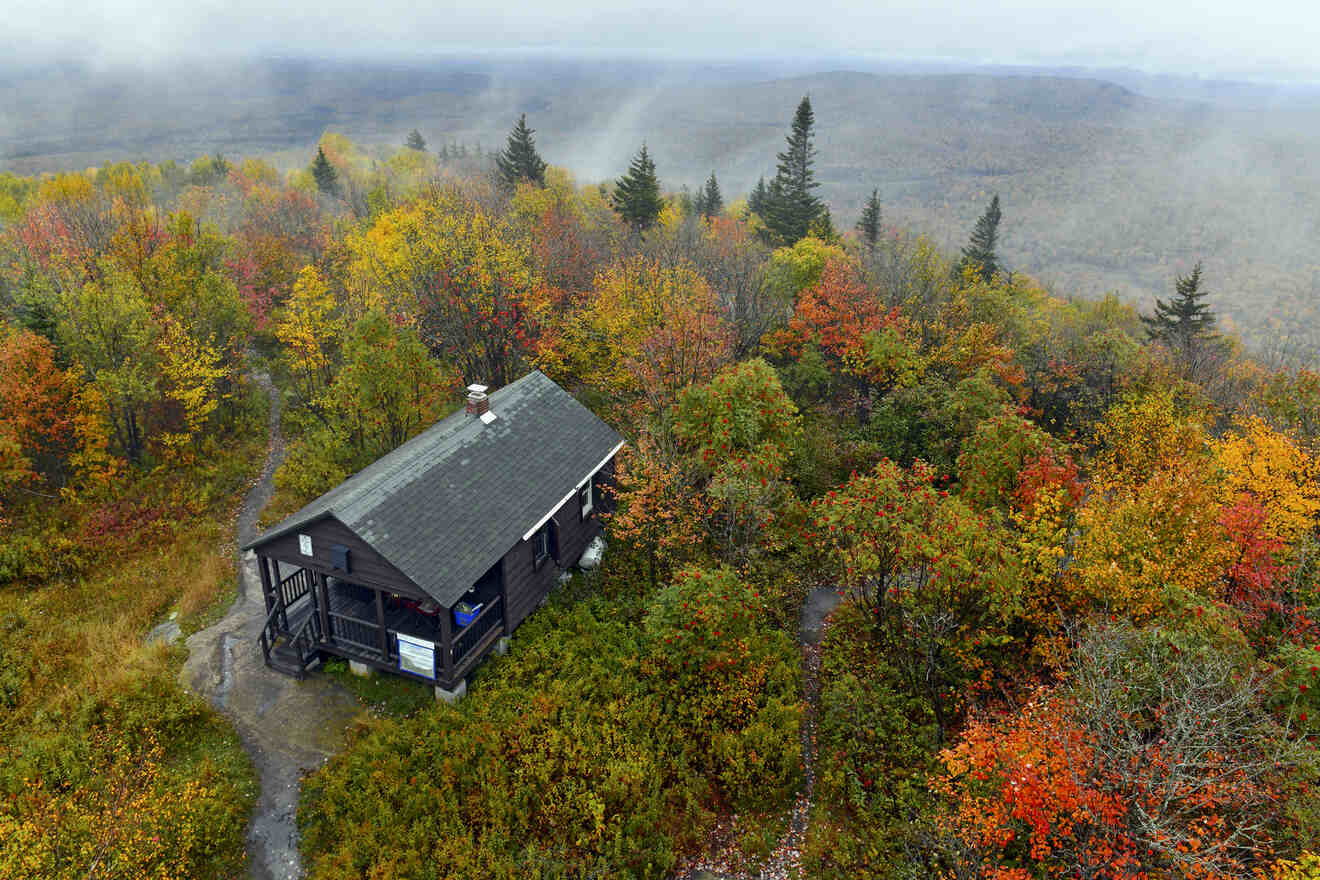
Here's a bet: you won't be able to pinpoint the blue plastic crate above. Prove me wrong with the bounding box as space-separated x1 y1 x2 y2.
454 602 483 628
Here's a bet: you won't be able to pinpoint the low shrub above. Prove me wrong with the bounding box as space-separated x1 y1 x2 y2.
300 568 802 879
803 602 939 879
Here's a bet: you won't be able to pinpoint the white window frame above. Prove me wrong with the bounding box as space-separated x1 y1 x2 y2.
579 478 594 519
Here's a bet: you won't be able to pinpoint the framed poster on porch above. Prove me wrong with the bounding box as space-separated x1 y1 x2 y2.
396 634 436 680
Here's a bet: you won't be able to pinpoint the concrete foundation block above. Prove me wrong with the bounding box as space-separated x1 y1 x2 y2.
348 660 373 678
435 679 467 703
495 636 511 656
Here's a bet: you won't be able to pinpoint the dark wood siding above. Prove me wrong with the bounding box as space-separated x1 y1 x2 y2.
503 464 611 630
257 515 428 600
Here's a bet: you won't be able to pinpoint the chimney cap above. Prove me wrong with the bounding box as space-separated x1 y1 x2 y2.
466 383 489 394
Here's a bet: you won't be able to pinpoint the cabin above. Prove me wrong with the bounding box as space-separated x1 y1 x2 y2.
243 371 624 700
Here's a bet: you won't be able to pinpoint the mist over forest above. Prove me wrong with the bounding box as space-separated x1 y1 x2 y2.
8 37 1320 880
4 54 1320 358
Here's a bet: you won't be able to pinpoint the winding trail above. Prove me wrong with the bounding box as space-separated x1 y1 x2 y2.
182 373 360 880
681 586 842 880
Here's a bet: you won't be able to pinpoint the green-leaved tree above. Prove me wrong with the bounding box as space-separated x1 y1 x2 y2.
762 96 827 245
494 114 547 190
612 144 663 234
956 194 1002 280
405 129 427 152
311 147 340 197
747 176 769 217
694 171 723 219
856 188 882 250
1141 263 1226 378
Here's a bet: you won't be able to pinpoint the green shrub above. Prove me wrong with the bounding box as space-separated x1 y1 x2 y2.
803 602 939 879
301 570 803 879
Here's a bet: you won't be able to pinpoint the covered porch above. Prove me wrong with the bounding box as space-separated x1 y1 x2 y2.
257 555 506 692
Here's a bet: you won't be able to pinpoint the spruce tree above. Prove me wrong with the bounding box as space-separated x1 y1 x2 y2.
612 144 663 233
748 176 769 217
957 194 1002 280
763 96 825 245
495 114 547 190
856 188 882 249
698 171 723 219
405 129 427 151
1142 263 1217 348
311 147 339 196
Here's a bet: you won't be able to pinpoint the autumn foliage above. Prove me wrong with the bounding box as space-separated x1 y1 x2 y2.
6 132 1320 880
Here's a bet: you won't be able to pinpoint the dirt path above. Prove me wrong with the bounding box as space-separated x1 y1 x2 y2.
182 373 361 880
679 586 842 880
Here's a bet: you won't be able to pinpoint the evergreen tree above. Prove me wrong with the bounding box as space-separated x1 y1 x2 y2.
697 171 723 219
678 186 696 218
763 96 825 245
957 194 1002 280
405 129 427 151
747 176 769 217
495 114 547 190
311 147 339 196
856 188 882 249
612 144 663 233
1142 263 1217 347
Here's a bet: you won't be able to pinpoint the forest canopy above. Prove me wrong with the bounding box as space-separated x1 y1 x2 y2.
1 98 1318 879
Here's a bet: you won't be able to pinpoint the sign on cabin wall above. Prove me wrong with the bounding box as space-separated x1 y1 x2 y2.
299 534 313 556
396 634 436 680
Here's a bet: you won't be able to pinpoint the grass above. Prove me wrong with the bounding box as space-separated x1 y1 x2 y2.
0 393 269 878
322 656 436 718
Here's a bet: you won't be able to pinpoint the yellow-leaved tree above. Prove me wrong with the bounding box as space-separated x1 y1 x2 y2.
1212 416 1320 546
275 265 340 411
542 256 733 417
1070 391 1233 621
157 317 228 461
345 192 539 386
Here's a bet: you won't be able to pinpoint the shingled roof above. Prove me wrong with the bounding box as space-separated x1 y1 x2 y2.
245 371 624 606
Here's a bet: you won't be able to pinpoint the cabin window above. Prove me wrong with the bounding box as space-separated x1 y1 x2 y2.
579 478 594 519
533 525 551 567
533 521 559 568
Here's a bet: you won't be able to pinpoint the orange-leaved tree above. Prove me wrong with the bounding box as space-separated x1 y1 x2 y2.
935 623 1306 880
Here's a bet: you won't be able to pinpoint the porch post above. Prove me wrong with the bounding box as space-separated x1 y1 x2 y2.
257 555 274 614
276 565 289 633
317 573 331 644
438 603 454 684
374 589 389 659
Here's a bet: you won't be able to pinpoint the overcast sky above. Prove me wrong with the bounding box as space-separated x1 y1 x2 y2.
5 0 1319 81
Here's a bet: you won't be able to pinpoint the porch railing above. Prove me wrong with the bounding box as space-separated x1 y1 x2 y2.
452 596 503 669
327 611 380 656
278 567 315 611
257 602 285 667
289 606 322 666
